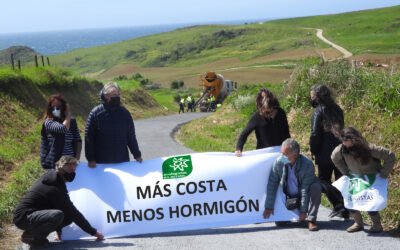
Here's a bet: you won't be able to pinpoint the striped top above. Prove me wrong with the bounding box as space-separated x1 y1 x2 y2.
44 119 81 156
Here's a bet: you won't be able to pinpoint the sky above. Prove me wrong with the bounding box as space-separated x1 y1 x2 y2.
1 0 399 34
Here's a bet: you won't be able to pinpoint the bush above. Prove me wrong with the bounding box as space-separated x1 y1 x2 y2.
171 80 184 89
285 59 400 115
130 73 143 81
113 75 128 81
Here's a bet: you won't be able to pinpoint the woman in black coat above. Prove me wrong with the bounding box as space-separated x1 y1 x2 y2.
309 84 347 218
235 88 290 156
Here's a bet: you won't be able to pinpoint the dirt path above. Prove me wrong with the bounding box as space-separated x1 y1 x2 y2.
315 28 353 59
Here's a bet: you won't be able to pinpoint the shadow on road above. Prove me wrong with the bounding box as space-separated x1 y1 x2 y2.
41 240 134 249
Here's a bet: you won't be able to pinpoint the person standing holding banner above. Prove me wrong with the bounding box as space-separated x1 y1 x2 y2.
331 127 396 233
235 88 290 156
85 82 142 167
309 84 348 219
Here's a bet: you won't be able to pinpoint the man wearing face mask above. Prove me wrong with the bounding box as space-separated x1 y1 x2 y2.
85 82 142 167
13 156 104 247
263 138 321 231
41 94 82 169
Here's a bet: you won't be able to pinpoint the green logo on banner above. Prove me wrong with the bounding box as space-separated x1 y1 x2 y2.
348 174 376 195
162 155 193 179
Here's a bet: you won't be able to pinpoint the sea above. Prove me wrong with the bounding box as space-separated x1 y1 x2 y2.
0 20 264 55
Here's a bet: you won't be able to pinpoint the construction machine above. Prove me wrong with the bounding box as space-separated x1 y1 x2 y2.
195 72 234 112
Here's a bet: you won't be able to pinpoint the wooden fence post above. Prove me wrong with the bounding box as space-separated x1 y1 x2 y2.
11 53 15 70
47 57 50 66
17 60 21 71
41 56 45 67
35 55 39 67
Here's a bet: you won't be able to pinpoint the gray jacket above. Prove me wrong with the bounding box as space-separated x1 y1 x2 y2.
331 144 396 178
264 154 319 213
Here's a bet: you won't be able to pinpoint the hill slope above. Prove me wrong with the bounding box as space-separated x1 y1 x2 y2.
51 5 400 77
0 46 39 66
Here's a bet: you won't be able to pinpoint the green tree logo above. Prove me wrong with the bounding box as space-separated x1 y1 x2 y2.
348 174 376 195
162 155 193 179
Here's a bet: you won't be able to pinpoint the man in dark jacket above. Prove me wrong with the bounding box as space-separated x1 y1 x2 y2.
13 156 103 247
85 82 142 167
309 84 347 218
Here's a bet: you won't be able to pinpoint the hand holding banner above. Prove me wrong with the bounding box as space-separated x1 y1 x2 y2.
332 174 388 211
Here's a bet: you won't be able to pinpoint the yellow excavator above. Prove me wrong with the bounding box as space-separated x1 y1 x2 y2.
195 72 235 112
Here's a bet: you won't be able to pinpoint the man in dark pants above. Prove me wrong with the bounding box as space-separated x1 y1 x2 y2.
13 156 103 247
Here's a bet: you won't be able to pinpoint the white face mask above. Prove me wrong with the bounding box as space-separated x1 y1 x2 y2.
52 107 61 118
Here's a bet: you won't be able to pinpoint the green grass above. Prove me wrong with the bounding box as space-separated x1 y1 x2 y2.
0 159 43 225
275 5 400 54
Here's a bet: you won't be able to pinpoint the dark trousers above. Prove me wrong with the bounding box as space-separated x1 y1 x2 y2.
16 210 64 241
179 104 184 114
317 163 345 208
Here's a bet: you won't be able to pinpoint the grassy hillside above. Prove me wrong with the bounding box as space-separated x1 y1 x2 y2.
0 46 39 66
275 5 400 54
51 5 400 79
177 59 400 231
52 24 324 74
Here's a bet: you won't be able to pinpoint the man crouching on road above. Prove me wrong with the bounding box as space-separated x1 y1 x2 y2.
263 138 321 231
13 156 103 247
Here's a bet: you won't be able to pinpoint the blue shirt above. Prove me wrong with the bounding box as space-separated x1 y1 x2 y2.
287 161 299 196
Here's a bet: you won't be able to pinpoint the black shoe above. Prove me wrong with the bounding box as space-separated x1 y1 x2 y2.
21 233 49 247
328 206 346 218
275 221 290 226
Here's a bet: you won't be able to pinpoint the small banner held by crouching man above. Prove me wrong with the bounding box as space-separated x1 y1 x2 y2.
332 174 388 211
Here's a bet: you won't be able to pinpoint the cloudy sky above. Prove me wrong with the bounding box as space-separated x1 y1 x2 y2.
1 0 399 34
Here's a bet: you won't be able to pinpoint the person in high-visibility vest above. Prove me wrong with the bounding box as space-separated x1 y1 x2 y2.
179 97 185 114
186 95 193 112
209 95 216 111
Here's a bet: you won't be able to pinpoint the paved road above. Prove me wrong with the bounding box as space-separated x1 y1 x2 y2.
28 112 398 249
315 28 353 59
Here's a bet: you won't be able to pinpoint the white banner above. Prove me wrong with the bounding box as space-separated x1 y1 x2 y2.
332 174 388 211
63 147 299 240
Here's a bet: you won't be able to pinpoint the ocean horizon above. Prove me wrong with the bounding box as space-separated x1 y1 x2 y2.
0 19 266 55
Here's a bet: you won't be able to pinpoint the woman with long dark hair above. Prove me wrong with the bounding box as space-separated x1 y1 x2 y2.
40 94 82 169
235 88 290 156
309 84 347 218
332 127 396 233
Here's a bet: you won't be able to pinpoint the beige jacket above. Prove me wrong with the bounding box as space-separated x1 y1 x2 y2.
331 144 396 178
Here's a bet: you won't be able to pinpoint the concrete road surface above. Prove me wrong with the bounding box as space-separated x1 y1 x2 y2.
22 112 399 249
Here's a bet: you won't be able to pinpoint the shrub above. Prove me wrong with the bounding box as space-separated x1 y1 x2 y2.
171 80 184 89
